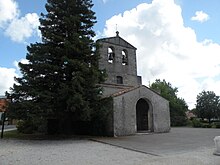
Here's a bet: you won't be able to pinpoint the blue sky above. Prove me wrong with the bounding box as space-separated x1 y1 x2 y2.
1 0 220 109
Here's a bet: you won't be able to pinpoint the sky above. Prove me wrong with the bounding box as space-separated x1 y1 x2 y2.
1 0 220 109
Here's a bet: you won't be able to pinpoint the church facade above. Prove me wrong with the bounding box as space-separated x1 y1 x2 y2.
97 32 170 136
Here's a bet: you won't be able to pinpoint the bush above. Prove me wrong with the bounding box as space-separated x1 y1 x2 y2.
200 119 209 123
215 122 220 128
201 123 212 128
16 120 34 134
33 117 47 133
186 120 193 127
171 116 187 126
192 119 202 128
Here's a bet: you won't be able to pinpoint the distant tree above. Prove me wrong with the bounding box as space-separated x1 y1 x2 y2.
196 91 220 123
189 108 197 119
150 79 188 126
7 0 106 134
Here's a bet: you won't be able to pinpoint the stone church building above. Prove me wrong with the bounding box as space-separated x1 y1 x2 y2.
97 32 170 136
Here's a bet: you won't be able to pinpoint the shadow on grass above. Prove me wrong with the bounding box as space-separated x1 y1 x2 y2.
2 130 91 140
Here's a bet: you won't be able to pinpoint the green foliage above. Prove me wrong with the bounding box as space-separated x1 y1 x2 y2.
195 91 220 123
90 97 113 136
201 123 212 128
150 79 188 126
171 116 187 126
7 0 106 134
192 118 202 128
16 120 34 134
214 122 220 128
186 119 193 127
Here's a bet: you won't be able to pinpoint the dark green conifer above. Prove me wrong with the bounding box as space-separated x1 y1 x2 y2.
7 0 105 134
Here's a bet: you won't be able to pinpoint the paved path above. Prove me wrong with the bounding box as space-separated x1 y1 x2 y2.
93 127 220 156
1 127 220 165
0 125 16 132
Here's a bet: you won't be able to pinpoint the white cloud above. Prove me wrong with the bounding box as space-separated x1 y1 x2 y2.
102 0 220 109
102 0 108 4
5 13 40 43
0 0 19 28
0 58 30 95
13 58 29 70
191 11 209 23
0 67 17 95
0 0 40 42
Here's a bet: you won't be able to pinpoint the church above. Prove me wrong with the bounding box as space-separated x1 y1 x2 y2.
97 32 170 136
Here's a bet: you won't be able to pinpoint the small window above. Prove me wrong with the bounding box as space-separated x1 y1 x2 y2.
122 50 128 65
108 47 115 63
116 76 123 84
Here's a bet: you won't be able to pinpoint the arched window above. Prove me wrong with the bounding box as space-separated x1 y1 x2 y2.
116 76 123 84
108 47 115 63
122 49 128 65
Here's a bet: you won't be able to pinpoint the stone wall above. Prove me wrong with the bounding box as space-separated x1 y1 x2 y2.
112 86 170 136
97 34 170 137
97 36 141 87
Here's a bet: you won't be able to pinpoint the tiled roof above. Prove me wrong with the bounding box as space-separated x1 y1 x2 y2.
0 98 8 112
105 85 168 102
111 86 140 97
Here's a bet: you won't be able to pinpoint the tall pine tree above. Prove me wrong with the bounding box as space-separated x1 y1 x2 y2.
7 0 105 134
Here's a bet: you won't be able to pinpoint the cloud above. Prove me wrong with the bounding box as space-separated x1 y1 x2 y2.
13 58 29 70
102 0 220 109
0 67 17 95
0 0 40 43
102 0 109 4
5 13 40 43
0 0 19 28
0 58 30 95
191 11 209 23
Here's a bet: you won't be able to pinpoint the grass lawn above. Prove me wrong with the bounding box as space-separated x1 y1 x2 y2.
2 130 46 140
2 130 89 140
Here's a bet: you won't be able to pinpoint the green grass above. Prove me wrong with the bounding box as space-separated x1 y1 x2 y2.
2 130 45 139
2 130 25 139
2 130 88 140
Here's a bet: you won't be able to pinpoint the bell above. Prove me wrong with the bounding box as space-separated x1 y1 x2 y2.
108 53 114 60
122 55 128 64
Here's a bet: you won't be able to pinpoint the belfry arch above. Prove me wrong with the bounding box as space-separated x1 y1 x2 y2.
136 98 153 132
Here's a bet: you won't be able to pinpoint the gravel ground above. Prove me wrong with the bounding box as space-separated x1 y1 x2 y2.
0 139 153 165
1 139 220 165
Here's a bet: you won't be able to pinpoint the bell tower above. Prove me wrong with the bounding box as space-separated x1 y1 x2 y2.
97 32 142 96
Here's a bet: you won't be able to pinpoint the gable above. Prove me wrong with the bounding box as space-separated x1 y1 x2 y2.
97 36 137 50
111 85 168 102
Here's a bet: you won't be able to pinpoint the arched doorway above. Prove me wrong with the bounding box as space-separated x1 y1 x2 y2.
136 98 149 131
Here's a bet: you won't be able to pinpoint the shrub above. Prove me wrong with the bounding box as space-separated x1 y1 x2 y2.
16 120 34 134
201 123 212 128
200 119 209 123
171 116 187 126
186 120 193 127
33 117 47 133
215 122 220 128
192 119 202 128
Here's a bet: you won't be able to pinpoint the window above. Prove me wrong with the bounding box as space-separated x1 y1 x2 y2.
108 47 115 63
116 76 123 84
122 50 128 65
